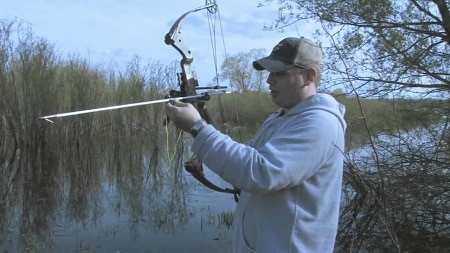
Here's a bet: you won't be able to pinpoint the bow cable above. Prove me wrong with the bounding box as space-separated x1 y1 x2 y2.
204 0 243 201
206 1 243 142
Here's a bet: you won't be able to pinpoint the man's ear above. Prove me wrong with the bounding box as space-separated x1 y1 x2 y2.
305 68 317 84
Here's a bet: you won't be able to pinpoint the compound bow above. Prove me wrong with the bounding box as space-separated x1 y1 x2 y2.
164 0 240 198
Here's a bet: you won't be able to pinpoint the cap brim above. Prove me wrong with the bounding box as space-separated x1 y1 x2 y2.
253 56 294 73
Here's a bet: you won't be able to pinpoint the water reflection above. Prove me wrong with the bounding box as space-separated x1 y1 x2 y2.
0 128 235 252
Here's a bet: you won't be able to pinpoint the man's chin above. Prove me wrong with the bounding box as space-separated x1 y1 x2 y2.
271 96 281 107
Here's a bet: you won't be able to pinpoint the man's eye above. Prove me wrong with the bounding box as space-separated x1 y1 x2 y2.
274 71 288 76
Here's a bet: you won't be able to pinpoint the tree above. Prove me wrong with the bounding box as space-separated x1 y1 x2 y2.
265 0 449 97
220 48 269 92
263 0 450 252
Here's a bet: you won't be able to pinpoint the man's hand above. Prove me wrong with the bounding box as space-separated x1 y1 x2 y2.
165 100 202 132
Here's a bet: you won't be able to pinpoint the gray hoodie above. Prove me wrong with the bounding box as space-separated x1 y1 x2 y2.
192 93 347 253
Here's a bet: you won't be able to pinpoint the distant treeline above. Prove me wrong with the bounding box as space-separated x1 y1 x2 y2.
206 92 444 147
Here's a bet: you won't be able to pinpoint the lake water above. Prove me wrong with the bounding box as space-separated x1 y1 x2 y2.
3 118 447 252
0 132 237 253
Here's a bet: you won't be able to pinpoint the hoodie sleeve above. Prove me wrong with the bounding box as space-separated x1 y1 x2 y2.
191 110 342 193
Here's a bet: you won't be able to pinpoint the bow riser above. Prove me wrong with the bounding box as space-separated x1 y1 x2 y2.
179 64 198 97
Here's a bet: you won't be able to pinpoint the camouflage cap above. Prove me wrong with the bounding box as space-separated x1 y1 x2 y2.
253 37 323 73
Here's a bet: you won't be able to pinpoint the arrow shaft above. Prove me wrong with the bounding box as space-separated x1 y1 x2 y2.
39 91 230 122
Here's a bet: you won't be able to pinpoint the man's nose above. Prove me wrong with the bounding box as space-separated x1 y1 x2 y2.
267 73 275 86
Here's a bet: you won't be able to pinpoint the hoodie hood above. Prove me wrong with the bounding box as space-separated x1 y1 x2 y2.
285 93 347 131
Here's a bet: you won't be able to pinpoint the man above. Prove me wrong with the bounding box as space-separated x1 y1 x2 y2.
166 37 346 253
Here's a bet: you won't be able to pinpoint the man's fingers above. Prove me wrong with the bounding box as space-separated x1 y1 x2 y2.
165 100 189 117
171 100 187 107
165 100 180 112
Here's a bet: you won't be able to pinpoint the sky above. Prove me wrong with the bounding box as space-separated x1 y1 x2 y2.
1 0 316 84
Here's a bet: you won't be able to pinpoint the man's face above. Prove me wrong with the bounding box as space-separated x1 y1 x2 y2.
266 68 307 109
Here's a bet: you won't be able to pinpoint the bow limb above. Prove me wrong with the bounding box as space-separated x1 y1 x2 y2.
164 2 223 121
164 2 215 92
184 156 239 194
